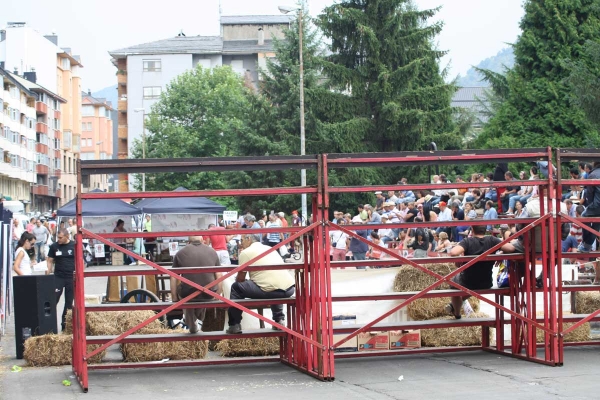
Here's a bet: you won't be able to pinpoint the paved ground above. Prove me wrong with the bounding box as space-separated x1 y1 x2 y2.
1 314 599 400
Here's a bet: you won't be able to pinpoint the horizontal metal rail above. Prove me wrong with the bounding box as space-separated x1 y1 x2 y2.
88 356 280 370
87 329 285 345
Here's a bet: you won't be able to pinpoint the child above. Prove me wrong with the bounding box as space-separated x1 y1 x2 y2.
368 232 383 260
435 232 452 253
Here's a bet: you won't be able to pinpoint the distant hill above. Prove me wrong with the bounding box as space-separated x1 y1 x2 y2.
457 47 515 87
92 85 118 108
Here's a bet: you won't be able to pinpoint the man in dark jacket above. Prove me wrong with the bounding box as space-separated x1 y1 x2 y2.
579 162 600 252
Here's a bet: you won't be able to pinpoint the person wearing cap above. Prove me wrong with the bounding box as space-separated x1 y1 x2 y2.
436 201 453 236
330 218 349 261
375 192 385 211
378 215 395 243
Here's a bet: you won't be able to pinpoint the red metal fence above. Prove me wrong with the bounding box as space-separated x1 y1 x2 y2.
70 148 599 392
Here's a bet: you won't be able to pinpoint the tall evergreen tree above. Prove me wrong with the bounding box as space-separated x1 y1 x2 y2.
476 0 600 149
316 0 458 159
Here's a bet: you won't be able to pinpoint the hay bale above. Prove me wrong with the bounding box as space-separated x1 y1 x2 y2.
393 263 457 292
23 334 105 366
216 337 280 357
420 312 492 347
535 322 590 343
408 298 480 321
120 328 208 362
575 292 600 314
63 310 164 336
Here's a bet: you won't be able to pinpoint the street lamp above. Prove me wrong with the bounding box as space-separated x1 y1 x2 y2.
133 108 146 192
279 4 307 225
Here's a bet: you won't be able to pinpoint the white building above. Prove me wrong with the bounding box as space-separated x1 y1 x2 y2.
108 15 291 192
0 67 39 207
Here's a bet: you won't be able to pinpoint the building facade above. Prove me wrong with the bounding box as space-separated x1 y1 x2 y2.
81 91 113 192
109 15 290 192
0 67 38 209
0 22 82 210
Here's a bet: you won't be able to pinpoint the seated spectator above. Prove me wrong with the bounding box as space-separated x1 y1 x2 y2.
483 200 498 232
446 225 515 318
501 171 520 213
396 182 415 204
375 192 385 212
404 202 419 223
457 202 477 237
387 190 398 204
406 220 430 258
450 201 464 241
378 215 396 243
226 233 295 334
435 201 452 236
435 231 453 253
564 199 576 218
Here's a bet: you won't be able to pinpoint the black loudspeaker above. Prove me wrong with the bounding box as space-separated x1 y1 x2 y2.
13 275 57 359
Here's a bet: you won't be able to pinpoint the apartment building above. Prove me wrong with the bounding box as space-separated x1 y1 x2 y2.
0 22 82 209
109 15 291 191
81 91 113 192
0 67 37 209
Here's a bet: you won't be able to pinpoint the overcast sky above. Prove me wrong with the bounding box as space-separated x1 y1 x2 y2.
1 0 524 92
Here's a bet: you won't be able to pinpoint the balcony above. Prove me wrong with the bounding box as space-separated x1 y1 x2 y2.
117 73 127 86
32 184 49 196
118 125 127 139
54 110 61 119
118 99 127 112
36 164 49 175
36 122 48 134
36 143 49 154
54 149 61 159
36 101 48 115
54 130 61 140
52 188 61 198
53 169 61 179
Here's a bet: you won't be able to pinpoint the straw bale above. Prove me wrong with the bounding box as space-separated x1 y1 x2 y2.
63 310 164 336
121 328 208 362
408 297 480 321
574 292 600 315
23 334 105 366
535 322 590 343
393 263 457 292
216 337 280 357
420 312 493 347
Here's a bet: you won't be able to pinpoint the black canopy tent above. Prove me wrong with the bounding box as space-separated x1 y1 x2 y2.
134 187 226 215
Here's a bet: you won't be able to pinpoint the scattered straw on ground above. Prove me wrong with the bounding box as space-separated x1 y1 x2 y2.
420 312 493 347
216 337 280 357
23 335 104 366
535 322 590 343
393 263 457 292
575 292 600 315
63 310 165 336
120 328 208 362
408 297 480 321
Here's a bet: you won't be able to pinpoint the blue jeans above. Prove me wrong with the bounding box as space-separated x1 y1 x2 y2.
502 193 519 212
353 252 367 269
35 242 45 262
485 191 498 201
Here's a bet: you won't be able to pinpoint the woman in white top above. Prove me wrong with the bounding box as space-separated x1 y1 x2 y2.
13 232 36 276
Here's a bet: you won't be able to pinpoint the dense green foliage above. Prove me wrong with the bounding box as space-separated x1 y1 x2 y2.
564 40 600 132
476 0 600 149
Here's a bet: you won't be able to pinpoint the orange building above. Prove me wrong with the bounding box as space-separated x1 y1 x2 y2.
81 91 113 191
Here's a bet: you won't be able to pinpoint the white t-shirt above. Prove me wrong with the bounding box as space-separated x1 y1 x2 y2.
330 230 348 250
14 247 32 275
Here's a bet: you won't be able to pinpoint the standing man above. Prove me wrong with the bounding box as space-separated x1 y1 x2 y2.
170 236 222 333
226 233 295 334
46 228 75 331
143 214 152 232
207 223 232 266
447 225 514 318
32 219 50 263
11 218 24 255
67 219 77 240
26 217 35 233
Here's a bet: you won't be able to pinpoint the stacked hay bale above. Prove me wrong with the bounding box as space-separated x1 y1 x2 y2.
574 292 600 314
216 337 280 357
23 335 105 366
393 263 481 321
202 308 227 351
121 328 208 362
63 310 165 335
420 312 492 347
535 323 590 343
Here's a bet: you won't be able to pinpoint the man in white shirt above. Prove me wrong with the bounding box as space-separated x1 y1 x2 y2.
226 233 295 334
435 201 453 235
378 216 396 243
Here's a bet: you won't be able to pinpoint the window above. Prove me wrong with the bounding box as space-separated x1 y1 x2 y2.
2 126 9 139
11 131 19 144
143 87 161 99
63 130 72 149
82 105 94 116
61 58 70 70
105 108 111 118
9 85 19 98
28 118 34 129
87 122 92 130
87 138 92 147
143 60 161 72
230 60 245 75
81 122 86 131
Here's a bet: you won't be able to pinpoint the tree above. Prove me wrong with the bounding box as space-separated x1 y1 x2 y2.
564 40 600 134
130 65 252 195
476 0 600 149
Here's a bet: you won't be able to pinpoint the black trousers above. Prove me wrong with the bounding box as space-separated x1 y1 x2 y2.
227 280 294 326
55 276 74 330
